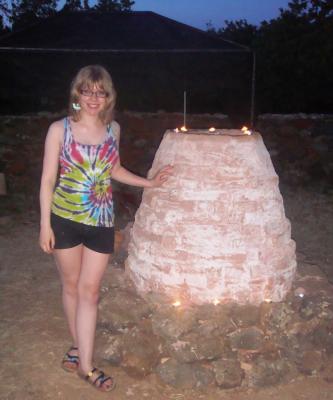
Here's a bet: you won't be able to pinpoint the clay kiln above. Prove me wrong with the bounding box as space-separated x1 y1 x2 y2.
126 129 296 305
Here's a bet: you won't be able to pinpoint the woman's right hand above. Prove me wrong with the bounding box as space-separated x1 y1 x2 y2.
39 225 55 254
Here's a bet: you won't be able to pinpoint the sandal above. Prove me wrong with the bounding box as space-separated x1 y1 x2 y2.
79 367 116 392
61 346 79 372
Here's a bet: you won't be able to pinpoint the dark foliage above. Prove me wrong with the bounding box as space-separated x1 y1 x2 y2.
10 0 58 30
94 0 134 12
210 0 333 113
61 0 82 13
3 0 135 30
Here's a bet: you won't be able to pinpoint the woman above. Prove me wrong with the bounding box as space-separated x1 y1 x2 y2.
39 65 172 392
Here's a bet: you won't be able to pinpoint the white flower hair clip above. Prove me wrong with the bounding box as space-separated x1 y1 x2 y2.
72 103 81 111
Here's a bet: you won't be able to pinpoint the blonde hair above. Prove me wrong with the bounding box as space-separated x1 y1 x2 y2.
69 65 116 124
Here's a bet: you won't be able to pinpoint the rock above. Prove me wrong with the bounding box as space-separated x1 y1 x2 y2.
260 302 294 332
166 340 199 364
296 261 327 279
156 358 214 389
121 325 163 377
299 129 312 138
297 350 325 375
293 275 333 300
276 333 307 362
322 356 333 382
98 289 152 331
312 323 333 352
152 306 197 340
102 267 132 290
0 172 7 195
195 302 233 319
167 333 224 363
194 365 215 388
194 303 236 336
248 357 297 387
299 296 323 320
287 317 321 336
95 332 123 365
232 304 260 327
113 186 142 227
0 215 12 226
113 222 133 263
114 230 124 254
292 119 314 130
229 327 265 351
194 317 235 338
6 159 27 175
212 359 244 388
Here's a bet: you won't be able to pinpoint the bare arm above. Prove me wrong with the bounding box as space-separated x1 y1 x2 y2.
110 121 172 188
39 120 63 253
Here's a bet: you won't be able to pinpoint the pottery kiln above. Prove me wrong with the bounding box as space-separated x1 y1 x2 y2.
126 129 296 305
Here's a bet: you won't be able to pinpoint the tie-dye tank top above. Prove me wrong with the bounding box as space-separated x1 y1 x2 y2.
51 117 119 227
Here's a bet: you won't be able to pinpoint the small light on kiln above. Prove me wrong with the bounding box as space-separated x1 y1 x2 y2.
264 298 272 303
172 300 181 307
174 128 179 133
180 126 188 132
294 287 306 298
213 299 220 306
209 127 216 132
241 126 252 135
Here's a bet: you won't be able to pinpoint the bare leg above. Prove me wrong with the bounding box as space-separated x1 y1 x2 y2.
54 244 83 345
76 246 110 374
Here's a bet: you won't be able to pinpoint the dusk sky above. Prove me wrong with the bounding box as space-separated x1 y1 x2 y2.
133 0 292 30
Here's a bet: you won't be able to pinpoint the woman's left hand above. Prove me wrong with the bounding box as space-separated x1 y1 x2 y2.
149 165 173 188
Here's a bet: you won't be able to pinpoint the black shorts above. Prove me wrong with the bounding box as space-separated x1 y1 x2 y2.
51 213 114 254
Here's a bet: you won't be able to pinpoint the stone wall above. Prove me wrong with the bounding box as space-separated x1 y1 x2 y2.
256 114 333 186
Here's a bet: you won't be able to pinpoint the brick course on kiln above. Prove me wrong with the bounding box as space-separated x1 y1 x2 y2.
126 130 297 305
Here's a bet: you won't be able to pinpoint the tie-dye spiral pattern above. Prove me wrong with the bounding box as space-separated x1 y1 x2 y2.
52 118 119 227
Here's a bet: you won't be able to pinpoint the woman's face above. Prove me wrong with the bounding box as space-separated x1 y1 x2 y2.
78 83 108 117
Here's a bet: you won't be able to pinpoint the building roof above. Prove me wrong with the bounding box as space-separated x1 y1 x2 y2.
0 11 249 53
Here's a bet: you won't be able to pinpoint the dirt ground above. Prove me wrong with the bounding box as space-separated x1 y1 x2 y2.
1 185 333 400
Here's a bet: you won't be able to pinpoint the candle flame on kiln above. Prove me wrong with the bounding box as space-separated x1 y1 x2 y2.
241 126 252 135
172 300 181 307
213 299 220 306
294 287 306 298
180 126 188 132
209 127 216 132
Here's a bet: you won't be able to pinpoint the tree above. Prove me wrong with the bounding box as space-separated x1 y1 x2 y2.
120 0 134 11
210 0 333 113
217 19 258 47
256 0 333 112
0 0 10 31
94 0 134 12
11 0 58 30
0 0 9 17
60 0 81 13
0 14 5 32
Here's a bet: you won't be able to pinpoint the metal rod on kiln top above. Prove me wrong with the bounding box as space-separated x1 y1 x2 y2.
183 91 187 128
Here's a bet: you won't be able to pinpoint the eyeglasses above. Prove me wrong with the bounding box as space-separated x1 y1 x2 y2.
80 89 108 98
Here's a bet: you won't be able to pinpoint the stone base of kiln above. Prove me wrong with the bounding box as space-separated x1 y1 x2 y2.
98 262 333 390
